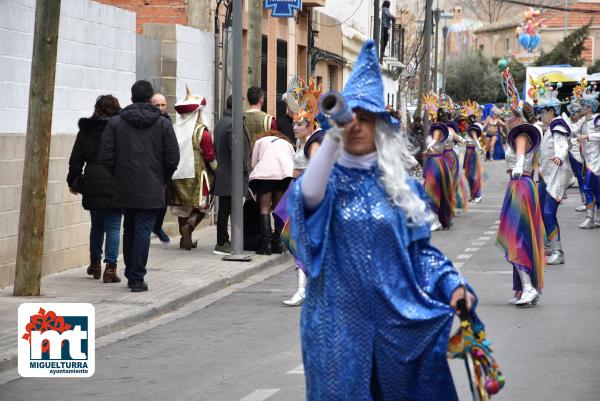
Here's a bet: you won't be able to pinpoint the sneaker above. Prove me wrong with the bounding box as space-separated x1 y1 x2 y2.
213 241 233 256
154 229 170 244
575 204 587 212
130 282 148 292
472 196 482 203
579 217 596 229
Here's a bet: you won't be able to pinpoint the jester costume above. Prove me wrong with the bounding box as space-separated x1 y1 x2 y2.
444 120 468 212
289 39 474 401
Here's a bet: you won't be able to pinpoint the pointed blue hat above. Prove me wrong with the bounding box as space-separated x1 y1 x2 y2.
342 39 399 128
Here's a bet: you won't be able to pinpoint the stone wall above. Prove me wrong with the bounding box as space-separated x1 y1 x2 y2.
0 0 136 288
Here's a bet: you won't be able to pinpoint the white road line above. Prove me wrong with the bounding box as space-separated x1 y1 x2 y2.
471 241 485 246
484 231 496 235
239 389 281 401
478 236 491 241
286 364 304 375
456 254 473 260
464 248 479 252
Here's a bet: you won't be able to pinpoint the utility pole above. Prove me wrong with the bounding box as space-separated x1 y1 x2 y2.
247 0 263 89
374 0 381 59
433 8 440 93
416 0 434 135
224 0 251 262
441 25 449 93
14 0 61 296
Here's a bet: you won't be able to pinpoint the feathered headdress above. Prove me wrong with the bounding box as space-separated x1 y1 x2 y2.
422 92 440 122
461 100 482 120
576 78 600 112
289 77 323 131
439 94 455 116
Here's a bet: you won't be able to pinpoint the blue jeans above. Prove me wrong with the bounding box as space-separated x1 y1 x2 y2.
89 210 122 264
123 209 159 284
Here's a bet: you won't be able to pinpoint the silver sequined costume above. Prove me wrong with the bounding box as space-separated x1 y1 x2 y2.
582 115 600 175
538 119 573 201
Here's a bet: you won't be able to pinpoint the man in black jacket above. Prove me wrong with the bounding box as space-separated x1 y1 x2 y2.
213 95 250 255
100 80 180 292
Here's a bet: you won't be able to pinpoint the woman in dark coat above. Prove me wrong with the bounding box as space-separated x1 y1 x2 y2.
67 95 122 283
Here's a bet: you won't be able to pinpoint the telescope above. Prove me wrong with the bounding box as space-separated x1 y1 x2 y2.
318 91 353 126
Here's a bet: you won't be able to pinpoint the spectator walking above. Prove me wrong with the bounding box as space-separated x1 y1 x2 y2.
150 93 171 244
100 80 179 292
244 87 277 146
169 86 217 250
213 95 251 255
67 95 122 283
249 131 294 255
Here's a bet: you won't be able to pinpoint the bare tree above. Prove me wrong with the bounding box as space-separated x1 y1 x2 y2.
455 0 564 25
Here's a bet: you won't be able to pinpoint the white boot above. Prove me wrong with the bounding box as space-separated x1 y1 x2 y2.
430 219 443 231
283 268 308 307
579 209 596 229
576 193 587 212
546 237 565 265
515 269 539 306
472 196 482 203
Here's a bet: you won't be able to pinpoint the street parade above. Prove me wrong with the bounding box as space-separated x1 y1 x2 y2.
1 1 600 400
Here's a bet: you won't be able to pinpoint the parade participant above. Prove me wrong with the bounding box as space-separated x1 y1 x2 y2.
484 106 506 161
533 82 573 265
440 97 468 214
564 88 587 212
461 100 484 202
169 85 217 250
278 78 323 306
497 60 545 306
577 85 600 229
464 122 485 203
422 92 454 231
288 39 476 401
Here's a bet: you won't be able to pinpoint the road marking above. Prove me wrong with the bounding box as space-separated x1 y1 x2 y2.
454 262 464 272
465 248 479 252
239 389 281 401
478 236 491 241
457 254 473 260
286 364 304 375
484 231 496 235
471 241 485 246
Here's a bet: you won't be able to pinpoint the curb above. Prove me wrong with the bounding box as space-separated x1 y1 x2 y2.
0 253 291 374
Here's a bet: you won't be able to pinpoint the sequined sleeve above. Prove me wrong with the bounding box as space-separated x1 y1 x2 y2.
288 176 335 279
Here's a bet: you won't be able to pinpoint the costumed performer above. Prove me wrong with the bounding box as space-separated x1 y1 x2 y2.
496 62 545 306
288 39 476 400
532 81 573 265
461 100 484 202
422 93 454 231
576 84 600 229
440 96 468 214
169 85 217 250
277 77 324 306
563 82 587 212
483 105 506 161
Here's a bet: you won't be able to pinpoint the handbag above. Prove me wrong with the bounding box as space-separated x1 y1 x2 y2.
198 169 215 212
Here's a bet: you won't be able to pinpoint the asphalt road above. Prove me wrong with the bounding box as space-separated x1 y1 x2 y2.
1 158 599 401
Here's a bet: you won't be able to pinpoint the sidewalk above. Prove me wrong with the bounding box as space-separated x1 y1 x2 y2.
0 225 292 373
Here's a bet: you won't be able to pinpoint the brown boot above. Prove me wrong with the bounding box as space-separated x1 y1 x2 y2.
87 261 101 279
103 263 121 283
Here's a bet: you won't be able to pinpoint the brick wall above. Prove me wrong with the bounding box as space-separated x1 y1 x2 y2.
96 0 188 33
0 0 136 288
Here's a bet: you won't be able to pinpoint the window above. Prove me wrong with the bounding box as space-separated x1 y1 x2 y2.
261 36 268 112
505 37 510 51
479 44 484 51
276 40 288 117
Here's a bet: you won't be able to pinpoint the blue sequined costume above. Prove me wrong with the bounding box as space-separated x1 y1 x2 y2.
289 165 467 401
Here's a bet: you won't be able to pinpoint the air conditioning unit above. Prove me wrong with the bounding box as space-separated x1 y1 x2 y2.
311 9 321 36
